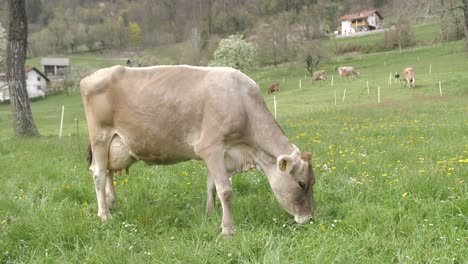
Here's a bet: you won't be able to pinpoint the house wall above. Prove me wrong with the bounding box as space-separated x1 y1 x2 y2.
26 71 46 98
341 20 352 35
367 14 382 29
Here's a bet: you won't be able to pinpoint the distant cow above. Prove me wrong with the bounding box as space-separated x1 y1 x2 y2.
402 67 415 88
312 70 326 82
337 66 360 78
80 65 315 236
268 82 280 94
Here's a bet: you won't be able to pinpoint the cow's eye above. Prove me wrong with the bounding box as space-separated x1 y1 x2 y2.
298 181 306 190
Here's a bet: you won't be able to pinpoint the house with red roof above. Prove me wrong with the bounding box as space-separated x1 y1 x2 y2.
339 10 383 36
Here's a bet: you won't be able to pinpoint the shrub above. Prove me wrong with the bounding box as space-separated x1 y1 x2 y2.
209 34 257 71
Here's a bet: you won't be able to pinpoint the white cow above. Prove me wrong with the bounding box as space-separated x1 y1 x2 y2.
402 67 415 88
81 65 316 235
337 66 360 78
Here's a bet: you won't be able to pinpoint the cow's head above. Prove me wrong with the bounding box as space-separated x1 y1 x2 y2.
269 148 315 224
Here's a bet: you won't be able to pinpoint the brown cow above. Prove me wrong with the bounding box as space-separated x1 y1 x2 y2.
312 70 326 81
268 82 280 94
338 66 360 78
402 67 415 88
80 65 315 236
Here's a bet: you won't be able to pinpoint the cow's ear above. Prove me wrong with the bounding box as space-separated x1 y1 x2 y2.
301 152 312 162
277 155 294 173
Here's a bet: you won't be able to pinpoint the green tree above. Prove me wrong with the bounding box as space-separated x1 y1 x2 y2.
209 34 257 71
129 21 142 46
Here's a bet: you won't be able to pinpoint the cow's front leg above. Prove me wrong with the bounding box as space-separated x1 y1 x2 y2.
106 170 116 210
202 149 235 236
206 175 216 214
213 174 234 236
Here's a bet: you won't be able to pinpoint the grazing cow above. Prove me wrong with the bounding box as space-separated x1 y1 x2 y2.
268 82 280 94
337 66 360 78
312 70 327 82
81 65 315 236
402 67 415 88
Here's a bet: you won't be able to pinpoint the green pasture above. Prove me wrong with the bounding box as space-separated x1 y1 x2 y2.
0 39 467 262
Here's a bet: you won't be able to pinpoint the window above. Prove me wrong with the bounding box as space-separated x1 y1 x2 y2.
37 77 41 81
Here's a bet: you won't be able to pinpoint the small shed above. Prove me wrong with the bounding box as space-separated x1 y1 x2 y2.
41 57 70 77
339 10 383 36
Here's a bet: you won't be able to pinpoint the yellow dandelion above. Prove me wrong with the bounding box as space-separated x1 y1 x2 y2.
382 173 388 177
455 178 464 184
402 192 408 197
419 169 425 173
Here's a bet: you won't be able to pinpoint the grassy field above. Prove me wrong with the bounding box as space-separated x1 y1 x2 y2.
0 37 467 262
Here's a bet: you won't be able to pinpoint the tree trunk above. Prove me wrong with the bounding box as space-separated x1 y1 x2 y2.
463 0 468 49
7 0 39 136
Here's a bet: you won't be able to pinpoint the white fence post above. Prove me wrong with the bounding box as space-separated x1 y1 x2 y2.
274 95 277 118
59 105 64 139
367 80 369 95
378 86 381 104
439 81 442 96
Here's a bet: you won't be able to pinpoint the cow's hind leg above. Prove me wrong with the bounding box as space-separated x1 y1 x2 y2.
106 170 116 209
90 142 112 221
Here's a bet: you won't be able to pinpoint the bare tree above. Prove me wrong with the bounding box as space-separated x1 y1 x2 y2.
0 22 6 71
425 0 468 48
7 0 39 136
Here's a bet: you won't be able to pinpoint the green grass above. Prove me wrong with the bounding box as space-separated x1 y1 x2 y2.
1 40 467 262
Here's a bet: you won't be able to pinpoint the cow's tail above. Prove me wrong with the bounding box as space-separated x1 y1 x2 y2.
87 142 93 167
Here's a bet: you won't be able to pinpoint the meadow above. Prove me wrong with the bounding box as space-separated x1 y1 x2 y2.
0 37 467 262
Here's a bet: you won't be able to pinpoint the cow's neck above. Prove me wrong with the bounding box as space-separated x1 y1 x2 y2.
249 116 296 176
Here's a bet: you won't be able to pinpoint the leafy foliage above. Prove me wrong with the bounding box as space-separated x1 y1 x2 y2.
129 22 142 46
209 34 257 71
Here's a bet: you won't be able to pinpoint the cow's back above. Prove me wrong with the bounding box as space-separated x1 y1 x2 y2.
81 65 261 163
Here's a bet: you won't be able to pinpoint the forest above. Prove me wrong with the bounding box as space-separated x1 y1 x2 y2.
0 0 466 69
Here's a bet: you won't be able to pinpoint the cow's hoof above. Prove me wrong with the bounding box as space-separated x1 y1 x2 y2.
106 197 116 210
221 226 235 236
98 211 112 221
